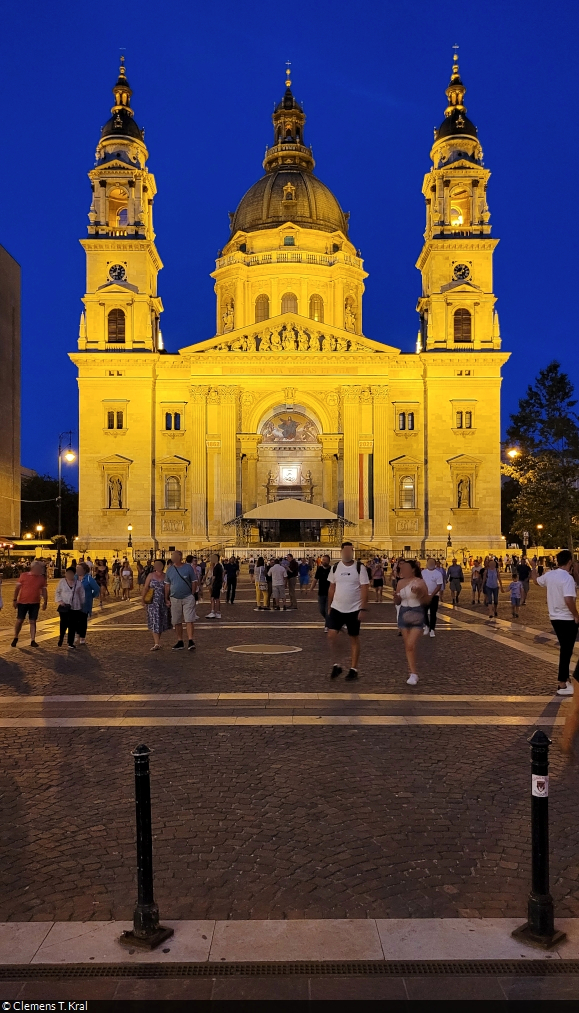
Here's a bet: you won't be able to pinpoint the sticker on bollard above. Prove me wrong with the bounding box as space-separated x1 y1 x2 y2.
119 744 174 951
512 730 566 950
532 775 548 797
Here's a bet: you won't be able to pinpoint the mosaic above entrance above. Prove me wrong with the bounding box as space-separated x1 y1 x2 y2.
260 412 319 443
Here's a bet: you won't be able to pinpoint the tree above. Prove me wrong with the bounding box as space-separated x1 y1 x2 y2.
20 474 79 545
504 362 579 550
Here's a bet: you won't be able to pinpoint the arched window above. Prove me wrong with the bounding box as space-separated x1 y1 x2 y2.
456 411 463 429
281 292 298 314
309 294 324 323
116 411 124 430
107 411 115 430
398 412 406 431
464 410 472 429
117 207 128 227
165 412 172 431
255 294 270 323
453 308 472 343
174 412 181 431
407 412 415 431
400 475 415 510
165 476 181 510
108 308 125 342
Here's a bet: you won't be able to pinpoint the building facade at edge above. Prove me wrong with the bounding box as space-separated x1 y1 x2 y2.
0 243 20 540
71 57 509 558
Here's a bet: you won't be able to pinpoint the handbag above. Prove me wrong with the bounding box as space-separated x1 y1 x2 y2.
143 587 154 604
57 603 71 613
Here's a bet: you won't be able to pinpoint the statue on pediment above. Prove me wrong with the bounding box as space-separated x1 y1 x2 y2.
282 328 296 351
222 298 234 333
270 330 283 352
322 334 335 351
297 329 310 351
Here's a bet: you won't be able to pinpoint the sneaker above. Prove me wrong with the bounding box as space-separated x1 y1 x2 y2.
10 638 17 648
68 644 76 650
215 613 222 619
429 630 435 638
150 644 161 651
206 612 216 619
345 668 359 681
323 627 329 633
78 639 86 645
172 641 185 650
406 673 419 685
557 682 574 696
188 640 196 650
30 640 39 648
423 626 429 636
330 664 342 679
253 607 262 612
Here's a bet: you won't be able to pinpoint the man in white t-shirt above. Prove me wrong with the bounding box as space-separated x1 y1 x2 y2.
327 541 370 682
421 558 443 638
532 549 579 696
267 560 288 611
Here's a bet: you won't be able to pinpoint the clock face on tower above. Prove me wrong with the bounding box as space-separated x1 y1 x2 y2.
109 264 126 282
453 263 470 281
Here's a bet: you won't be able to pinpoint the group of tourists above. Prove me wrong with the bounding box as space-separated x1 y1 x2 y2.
9 559 100 650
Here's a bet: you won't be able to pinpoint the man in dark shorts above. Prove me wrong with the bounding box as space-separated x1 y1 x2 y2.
12 561 48 648
224 556 239 605
517 556 531 606
207 553 223 619
313 553 331 630
326 542 370 681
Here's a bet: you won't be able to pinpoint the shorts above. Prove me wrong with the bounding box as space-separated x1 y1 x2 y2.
373 579 384 588
471 578 482 590
17 602 40 621
449 578 462 593
484 585 499 605
327 608 361 637
521 579 530 592
511 597 521 607
210 582 221 601
397 606 425 630
299 576 310 586
272 584 285 600
170 595 197 624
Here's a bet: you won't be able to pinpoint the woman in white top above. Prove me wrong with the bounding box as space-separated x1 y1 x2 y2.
120 562 133 601
55 567 85 649
393 559 430 686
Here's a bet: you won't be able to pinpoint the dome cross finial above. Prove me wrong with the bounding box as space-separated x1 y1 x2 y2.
285 60 291 90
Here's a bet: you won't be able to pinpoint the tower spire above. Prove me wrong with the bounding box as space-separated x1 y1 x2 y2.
111 54 134 118
262 66 315 173
444 45 467 117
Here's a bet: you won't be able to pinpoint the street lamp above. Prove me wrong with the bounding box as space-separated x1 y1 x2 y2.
55 431 76 578
536 523 544 544
446 524 453 548
127 524 133 548
507 448 520 460
36 524 43 541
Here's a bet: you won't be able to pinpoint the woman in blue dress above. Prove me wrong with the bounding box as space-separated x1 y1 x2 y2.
141 559 170 651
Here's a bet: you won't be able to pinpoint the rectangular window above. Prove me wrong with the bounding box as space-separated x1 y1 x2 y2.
456 411 463 429
465 411 472 429
283 235 295 246
107 411 114 429
116 411 124 429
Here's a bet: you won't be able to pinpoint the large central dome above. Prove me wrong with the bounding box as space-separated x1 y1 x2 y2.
229 69 349 237
231 168 348 235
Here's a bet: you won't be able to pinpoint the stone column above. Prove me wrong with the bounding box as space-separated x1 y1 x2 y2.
372 385 389 541
220 386 238 532
189 386 208 540
341 387 361 531
239 434 262 512
318 434 341 511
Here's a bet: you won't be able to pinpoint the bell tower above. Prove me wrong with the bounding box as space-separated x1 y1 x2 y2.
416 51 500 351
78 58 163 352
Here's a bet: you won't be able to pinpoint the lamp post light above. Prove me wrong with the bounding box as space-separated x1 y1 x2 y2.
507 448 520 460
446 524 453 548
128 524 133 549
55 431 76 578
36 524 43 541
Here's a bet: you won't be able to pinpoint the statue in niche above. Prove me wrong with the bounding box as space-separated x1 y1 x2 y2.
108 475 123 509
222 298 234 333
457 477 471 508
344 299 356 333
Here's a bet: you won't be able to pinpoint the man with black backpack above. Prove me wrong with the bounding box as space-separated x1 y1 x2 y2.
327 541 370 681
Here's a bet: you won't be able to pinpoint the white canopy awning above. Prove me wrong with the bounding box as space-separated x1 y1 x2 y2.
242 499 339 521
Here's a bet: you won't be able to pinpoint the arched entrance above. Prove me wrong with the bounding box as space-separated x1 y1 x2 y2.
256 405 323 543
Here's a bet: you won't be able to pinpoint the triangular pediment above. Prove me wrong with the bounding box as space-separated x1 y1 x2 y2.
97 280 139 294
389 454 422 467
97 453 133 466
179 313 401 356
440 279 482 295
157 455 191 466
447 454 483 466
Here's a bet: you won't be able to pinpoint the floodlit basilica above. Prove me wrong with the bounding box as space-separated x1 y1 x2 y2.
71 55 509 557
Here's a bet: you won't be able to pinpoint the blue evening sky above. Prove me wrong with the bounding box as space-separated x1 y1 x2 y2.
1 0 576 482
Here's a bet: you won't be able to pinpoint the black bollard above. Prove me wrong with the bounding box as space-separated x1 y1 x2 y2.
120 744 174 950
512 729 566 949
